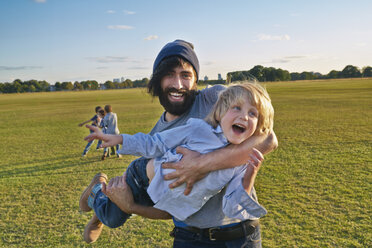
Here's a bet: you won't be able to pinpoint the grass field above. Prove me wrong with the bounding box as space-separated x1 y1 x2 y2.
0 79 371 247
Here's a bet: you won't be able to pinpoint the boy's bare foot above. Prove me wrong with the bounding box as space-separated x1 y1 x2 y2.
79 173 107 212
84 213 103 243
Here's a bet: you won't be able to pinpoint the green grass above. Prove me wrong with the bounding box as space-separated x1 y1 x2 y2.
0 79 371 247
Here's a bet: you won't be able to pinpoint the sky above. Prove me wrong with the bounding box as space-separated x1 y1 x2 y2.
0 0 371 83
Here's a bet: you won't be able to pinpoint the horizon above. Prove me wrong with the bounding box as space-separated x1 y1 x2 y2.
1 0 371 83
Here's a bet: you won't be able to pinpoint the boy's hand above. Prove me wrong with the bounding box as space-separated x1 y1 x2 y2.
84 125 122 148
84 125 105 142
242 148 264 192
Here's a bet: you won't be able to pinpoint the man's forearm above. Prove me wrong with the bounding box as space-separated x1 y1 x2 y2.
199 131 278 173
130 204 172 220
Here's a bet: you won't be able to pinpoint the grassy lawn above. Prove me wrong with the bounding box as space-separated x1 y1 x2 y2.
0 79 371 247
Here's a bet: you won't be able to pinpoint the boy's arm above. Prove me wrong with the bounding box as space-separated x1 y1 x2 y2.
102 174 172 219
163 131 278 195
222 149 267 220
78 119 92 127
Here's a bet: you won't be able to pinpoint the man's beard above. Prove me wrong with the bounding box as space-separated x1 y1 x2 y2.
159 87 197 116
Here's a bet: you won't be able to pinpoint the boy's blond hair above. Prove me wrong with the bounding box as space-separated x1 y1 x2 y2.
205 81 274 135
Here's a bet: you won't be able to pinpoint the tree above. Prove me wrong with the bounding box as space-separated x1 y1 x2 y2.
327 70 341 79
362 66 372 77
55 82 61 91
74 81 83 90
104 81 115 89
61 81 73 90
249 65 265 81
341 65 361 78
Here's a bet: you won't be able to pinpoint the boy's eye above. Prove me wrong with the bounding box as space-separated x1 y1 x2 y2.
232 106 241 111
249 110 258 118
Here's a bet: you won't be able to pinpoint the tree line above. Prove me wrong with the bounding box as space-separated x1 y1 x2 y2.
0 78 149 94
227 65 372 83
1 65 371 94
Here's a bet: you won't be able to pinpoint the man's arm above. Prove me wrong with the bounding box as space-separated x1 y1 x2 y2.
162 131 278 195
102 174 172 219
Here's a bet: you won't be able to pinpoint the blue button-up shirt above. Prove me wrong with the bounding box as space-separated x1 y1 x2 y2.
119 118 267 223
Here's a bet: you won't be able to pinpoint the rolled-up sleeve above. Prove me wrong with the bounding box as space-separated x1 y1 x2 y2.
222 167 267 220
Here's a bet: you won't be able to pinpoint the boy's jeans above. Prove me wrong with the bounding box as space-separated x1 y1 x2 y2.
83 129 95 155
89 157 153 228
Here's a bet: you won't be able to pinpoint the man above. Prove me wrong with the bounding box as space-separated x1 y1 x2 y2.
80 40 277 247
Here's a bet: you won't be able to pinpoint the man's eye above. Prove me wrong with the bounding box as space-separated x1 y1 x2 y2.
182 74 192 79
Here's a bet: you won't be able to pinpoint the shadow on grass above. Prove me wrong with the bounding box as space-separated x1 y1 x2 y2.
0 155 102 179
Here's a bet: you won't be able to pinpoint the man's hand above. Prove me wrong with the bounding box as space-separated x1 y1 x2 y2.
102 172 135 214
162 146 208 195
84 125 123 148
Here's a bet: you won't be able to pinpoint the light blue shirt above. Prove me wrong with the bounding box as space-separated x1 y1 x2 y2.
119 118 267 222
103 112 120 135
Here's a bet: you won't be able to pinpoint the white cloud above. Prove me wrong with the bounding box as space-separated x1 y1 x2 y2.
257 34 290 41
0 66 43 70
123 10 136 15
106 10 115 14
144 35 159 41
34 0 46 3
263 55 308 64
107 25 134 30
87 56 131 63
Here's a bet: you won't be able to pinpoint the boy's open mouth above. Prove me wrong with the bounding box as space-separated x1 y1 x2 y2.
232 124 246 134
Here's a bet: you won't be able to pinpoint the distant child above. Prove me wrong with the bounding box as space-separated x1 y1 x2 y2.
80 82 275 239
79 106 102 157
101 105 121 160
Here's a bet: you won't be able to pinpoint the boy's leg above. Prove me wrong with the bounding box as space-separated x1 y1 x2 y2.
80 158 153 243
102 147 109 160
80 174 130 243
82 129 95 156
79 173 108 212
110 146 115 156
82 140 94 156
116 144 121 158
96 139 102 150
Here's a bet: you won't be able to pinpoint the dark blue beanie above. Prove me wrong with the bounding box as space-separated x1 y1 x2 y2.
153 40 199 80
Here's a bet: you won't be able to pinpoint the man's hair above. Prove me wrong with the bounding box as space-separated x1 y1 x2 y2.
104 105 112 113
147 56 197 97
205 81 274 135
95 106 102 113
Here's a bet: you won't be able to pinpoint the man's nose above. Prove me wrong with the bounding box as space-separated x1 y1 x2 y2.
172 75 183 89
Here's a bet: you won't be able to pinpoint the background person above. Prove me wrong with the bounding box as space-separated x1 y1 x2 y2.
78 106 102 157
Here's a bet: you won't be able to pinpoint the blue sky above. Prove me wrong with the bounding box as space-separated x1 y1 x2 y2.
0 0 371 83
